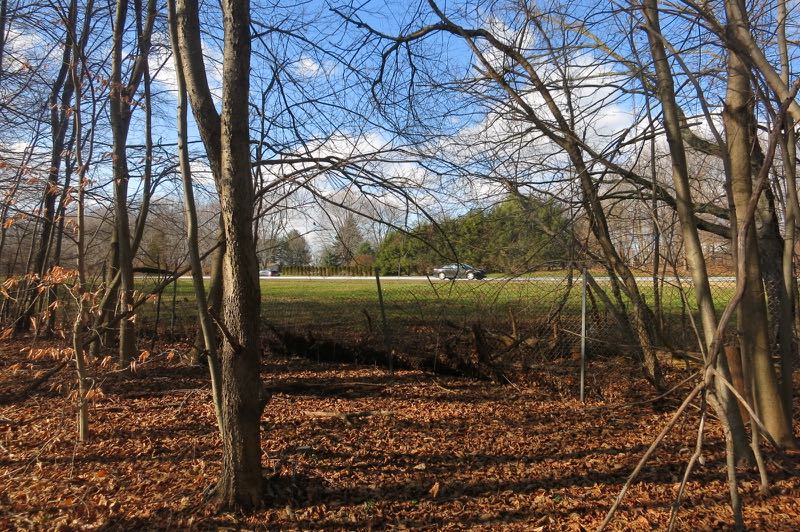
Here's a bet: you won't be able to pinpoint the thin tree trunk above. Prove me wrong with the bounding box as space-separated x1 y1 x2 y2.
73 308 89 441
723 1 796 448
167 0 223 436
33 0 77 280
777 0 798 423
0 0 8 86
108 0 157 365
192 220 224 362
17 0 78 334
109 0 136 365
70 0 94 441
129 0 153 259
91 229 120 357
642 0 750 460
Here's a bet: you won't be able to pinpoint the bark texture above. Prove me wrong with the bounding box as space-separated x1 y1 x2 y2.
723 1 796 448
215 0 264 508
175 0 265 509
642 0 750 460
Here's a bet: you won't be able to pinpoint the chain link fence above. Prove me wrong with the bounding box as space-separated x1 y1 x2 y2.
258 267 741 380
0 264 741 379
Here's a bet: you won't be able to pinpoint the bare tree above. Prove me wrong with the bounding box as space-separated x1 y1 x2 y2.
340 0 672 389
174 0 266 509
640 0 750 461
721 0 795 449
108 0 157 365
166 0 223 437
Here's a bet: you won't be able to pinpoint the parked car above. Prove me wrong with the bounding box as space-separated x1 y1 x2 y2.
432 263 485 280
259 268 280 277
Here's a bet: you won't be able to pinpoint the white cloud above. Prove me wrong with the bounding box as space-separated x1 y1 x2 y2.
295 56 323 77
150 32 223 107
292 54 339 80
150 33 179 94
189 159 215 188
434 38 647 204
1 27 54 77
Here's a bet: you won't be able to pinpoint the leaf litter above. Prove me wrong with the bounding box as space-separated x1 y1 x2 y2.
1 338 799 530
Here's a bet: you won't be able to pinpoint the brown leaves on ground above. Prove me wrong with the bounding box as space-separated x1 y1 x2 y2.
1 339 799 530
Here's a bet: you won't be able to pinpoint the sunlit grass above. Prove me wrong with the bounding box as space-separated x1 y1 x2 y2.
128 275 738 334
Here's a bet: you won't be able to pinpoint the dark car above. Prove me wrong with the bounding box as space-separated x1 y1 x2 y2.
432 263 485 280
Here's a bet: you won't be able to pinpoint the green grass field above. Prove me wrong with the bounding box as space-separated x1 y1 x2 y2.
0 273 737 356
131 276 737 339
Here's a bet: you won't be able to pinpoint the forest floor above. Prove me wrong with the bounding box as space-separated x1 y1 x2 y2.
1 339 800 531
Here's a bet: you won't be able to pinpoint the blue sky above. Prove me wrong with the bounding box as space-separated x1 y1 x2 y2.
4 0 799 258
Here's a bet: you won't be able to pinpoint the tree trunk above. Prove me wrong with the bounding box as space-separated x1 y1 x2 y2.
91 231 120 358
216 0 264 508
642 0 750 461
777 0 797 424
73 308 89 441
214 0 264 509
207 228 225 317
175 0 265 510
33 0 77 280
568 143 664 390
167 0 223 436
108 0 156 365
192 221 224 363
71 8 91 440
0 0 7 87
110 0 138 365
722 3 796 447
17 0 78 334
755 192 795 425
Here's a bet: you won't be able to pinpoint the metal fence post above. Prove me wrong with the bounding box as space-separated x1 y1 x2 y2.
170 277 178 340
580 266 587 403
374 267 392 372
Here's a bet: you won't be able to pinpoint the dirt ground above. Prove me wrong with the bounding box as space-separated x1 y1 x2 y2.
1 339 799 531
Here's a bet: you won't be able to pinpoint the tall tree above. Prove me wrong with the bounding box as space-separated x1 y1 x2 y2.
722 0 796 449
32 0 77 281
777 0 798 418
641 0 750 460
281 229 311 267
329 212 364 266
108 0 156 364
167 0 222 435
346 0 668 389
174 0 266 509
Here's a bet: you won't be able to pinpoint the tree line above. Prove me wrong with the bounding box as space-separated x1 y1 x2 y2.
375 195 571 275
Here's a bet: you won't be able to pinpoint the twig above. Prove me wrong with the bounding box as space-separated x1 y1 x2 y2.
585 371 699 411
598 381 703 531
0 359 70 405
668 395 707 531
501 373 521 391
208 309 245 354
